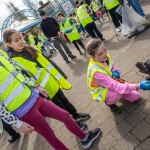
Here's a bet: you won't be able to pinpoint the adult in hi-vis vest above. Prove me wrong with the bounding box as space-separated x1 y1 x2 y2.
4 29 90 129
86 39 150 114
57 12 86 55
76 1 105 41
0 49 101 150
102 0 123 32
0 50 21 143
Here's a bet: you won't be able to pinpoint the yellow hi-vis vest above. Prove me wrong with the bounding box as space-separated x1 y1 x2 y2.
38 33 47 43
87 53 113 103
103 0 119 10
0 49 8 57
13 52 72 99
76 5 93 28
0 55 32 112
60 17 80 42
91 1 100 13
28 34 43 51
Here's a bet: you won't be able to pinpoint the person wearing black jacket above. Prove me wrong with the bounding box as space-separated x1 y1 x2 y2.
39 10 76 64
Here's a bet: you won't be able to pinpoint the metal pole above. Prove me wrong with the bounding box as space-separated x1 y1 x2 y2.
105 10 122 41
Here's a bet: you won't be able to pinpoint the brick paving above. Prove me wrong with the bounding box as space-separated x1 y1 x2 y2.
1 0 150 149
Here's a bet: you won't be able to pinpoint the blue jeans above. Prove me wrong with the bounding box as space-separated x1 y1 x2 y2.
128 0 145 17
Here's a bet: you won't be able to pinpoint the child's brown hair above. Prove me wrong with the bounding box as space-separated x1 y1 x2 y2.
3 29 38 59
85 39 102 57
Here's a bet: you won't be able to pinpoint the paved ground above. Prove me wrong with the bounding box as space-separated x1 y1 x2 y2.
1 0 150 149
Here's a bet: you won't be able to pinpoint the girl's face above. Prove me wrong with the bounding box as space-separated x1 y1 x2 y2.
57 15 64 22
7 32 24 52
93 43 107 63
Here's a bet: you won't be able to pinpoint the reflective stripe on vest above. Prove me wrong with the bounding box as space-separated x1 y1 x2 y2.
47 64 53 72
77 5 93 27
0 74 14 94
0 56 31 112
37 52 72 90
12 56 70 99
56 74 62 80
40 72 50 87
103 0 119 10
45 64 65 83
91 1 100 12
60 18 80 42
4 84 26 107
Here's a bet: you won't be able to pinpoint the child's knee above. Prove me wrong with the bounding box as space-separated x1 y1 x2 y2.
131 91 140 102
123 91 140 102
106 92 122 105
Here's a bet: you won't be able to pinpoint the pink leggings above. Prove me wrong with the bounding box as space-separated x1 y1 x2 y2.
21 97 86 150
105 89 140 105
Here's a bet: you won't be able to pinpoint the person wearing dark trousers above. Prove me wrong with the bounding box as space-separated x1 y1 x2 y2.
51 35 76 62
76 1 105 40
39 10 76 64
84 22 104 39
52 89 88 122
108 5 122 29
103 0 123 32
72 40 86 55
57 12 86 55
2 120 20 143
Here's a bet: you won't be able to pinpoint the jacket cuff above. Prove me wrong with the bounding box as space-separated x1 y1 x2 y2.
128 83 137 91
14 120 23 129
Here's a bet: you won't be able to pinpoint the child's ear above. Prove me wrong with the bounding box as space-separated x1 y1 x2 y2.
7 42 12 48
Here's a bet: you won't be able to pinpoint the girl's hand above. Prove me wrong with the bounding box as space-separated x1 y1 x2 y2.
37 86 48 98
19 122 34 134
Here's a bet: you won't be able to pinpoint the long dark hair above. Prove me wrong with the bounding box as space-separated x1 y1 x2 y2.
3 29 38 59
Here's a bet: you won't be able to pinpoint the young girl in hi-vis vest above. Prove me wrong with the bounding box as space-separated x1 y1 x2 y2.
57 12 86 55
2 29 102 150
86 39 150 114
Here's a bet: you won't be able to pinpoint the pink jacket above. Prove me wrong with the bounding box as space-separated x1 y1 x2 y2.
92 65 137 95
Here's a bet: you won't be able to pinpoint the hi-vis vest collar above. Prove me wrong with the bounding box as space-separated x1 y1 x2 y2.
0 50 35 86
88 53 113 78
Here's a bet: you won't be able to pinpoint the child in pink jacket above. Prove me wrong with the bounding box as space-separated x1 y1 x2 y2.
86 39 150 114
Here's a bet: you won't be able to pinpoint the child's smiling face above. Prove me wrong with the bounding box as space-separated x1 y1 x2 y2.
7 32 24 52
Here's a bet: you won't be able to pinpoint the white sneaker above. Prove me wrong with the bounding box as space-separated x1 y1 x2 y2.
115 28 121 32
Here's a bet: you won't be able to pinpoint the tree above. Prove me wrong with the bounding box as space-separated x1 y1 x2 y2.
5 1 27 21
22 0 39 16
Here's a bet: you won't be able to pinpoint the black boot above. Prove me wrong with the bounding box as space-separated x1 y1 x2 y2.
107 104 121 114
65 60 70 64
76 121 87 130
80 52 83 55
70 55 76 59
8 133 21 143
74 113 90 122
